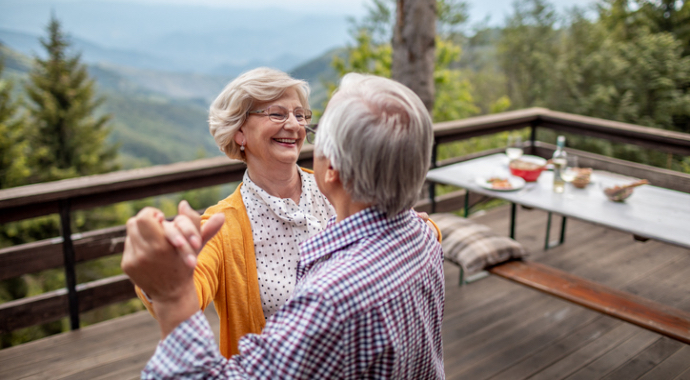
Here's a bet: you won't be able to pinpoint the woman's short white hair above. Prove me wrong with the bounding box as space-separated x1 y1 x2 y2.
315 73 434 216
209 67 310 160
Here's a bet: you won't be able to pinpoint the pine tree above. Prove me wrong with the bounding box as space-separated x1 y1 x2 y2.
25 15 118 184
0 58 30 189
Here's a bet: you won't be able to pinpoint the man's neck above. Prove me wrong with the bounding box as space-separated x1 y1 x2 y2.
330 192 372 223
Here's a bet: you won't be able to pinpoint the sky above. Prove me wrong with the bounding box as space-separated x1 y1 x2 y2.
115 0 600 25
1 0 600 29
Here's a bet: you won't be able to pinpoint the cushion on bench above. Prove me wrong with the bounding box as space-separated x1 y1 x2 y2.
431 213 528 277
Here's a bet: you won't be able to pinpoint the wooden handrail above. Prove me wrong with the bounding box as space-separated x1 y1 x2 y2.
0 147 315 224
538 109 690 156
432 108 690 156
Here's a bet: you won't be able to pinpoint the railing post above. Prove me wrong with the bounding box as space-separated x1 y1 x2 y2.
429 139 438 214
59 199 80 330
530 122 538 155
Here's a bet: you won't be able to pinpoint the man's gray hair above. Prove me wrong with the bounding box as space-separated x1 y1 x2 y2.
315 73 433 216
209 67 310 160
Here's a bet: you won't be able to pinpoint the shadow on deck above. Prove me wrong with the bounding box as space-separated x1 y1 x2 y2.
1 204 689 379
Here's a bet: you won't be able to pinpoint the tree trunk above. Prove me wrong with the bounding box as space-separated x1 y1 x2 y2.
392 0 436 113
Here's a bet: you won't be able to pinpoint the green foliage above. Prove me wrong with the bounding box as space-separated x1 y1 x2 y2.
102 91 217 166
0 60 30 189
329 0 478 123
499 0 690 134
598 0 690 55
557 28 690 132
492 0 690 173
0 16 130 348
432 38 479 121
24 16 119 184
498 0 560 109
332 30 393 79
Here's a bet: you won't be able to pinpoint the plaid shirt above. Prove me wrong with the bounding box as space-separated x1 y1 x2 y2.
142 208 445 379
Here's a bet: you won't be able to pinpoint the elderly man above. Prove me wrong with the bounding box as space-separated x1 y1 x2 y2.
122 73 445 379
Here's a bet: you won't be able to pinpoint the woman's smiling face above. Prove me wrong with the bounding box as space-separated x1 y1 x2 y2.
237 87 307 168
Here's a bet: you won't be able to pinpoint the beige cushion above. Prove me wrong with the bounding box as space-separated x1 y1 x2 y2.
432 213 528 276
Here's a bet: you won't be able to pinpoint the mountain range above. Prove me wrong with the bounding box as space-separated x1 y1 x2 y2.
0 0 351 76
0 41 337 168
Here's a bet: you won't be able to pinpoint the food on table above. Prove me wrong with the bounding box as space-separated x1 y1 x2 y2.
603 179 648 202
487 177 513 190
571 168 592 188
509 159 543 171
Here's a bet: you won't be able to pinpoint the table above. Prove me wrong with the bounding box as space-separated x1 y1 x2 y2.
426 153 690 250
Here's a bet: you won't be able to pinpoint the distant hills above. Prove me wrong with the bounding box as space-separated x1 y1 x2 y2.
0 1 351 76
0 41 337 168
0 1 351 167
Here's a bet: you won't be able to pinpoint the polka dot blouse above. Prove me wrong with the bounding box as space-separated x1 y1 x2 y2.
241 167 335 320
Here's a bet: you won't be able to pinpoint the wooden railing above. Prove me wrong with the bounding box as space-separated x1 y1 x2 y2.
1 107 689 335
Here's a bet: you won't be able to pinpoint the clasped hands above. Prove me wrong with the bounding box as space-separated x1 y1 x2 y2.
120 201 224 336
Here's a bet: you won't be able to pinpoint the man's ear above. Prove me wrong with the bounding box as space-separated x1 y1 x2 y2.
325 165 340 186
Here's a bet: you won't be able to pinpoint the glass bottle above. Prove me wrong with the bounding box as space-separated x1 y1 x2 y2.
552 135 567 193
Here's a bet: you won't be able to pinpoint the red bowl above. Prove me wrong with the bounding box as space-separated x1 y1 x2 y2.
509 155 547 182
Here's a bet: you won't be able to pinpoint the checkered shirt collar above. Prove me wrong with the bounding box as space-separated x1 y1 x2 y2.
298 207 411 275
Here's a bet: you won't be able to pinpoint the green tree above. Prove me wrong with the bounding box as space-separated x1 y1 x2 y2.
330 0 478 122
598 0 690 56
1 17 127 348
0 59 30 189
25 15 118 184
498 0 560 109
550 3 690 134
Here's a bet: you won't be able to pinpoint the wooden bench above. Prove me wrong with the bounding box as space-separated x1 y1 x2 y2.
432 212 690 346
488 260 690 345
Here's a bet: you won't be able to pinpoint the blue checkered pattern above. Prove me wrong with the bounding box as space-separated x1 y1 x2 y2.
143 208 445 379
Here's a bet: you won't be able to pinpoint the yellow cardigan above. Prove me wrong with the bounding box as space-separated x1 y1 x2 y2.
136 182 265 358
135 169 443 358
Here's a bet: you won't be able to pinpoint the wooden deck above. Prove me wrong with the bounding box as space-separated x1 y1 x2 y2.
1 204 689 379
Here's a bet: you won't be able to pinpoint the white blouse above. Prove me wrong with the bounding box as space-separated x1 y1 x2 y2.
241 167 335 320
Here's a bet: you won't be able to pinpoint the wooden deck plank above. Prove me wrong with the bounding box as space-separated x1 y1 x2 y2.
489 315 618 380
565 330 662 379
674 368 690 380
443 279 548 338
0 311 156 376
600 337 686 380
0 307 220 379
443 291 554 351
447 303 605 379
638 345 690 380
445 294 600 378
527 322 643 380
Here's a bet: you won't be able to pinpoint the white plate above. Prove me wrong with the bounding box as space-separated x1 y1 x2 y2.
476 175 526 191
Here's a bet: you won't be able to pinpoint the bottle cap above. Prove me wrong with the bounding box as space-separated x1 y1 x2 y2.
557 135 565 148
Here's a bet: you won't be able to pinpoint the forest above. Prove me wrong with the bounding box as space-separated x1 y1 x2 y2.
0 0 689 347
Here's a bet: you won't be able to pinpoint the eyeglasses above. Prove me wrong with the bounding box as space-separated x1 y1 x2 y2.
247 105 313 126
305 123 317 144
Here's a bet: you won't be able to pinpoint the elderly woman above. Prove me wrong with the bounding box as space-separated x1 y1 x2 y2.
136 67 336 358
